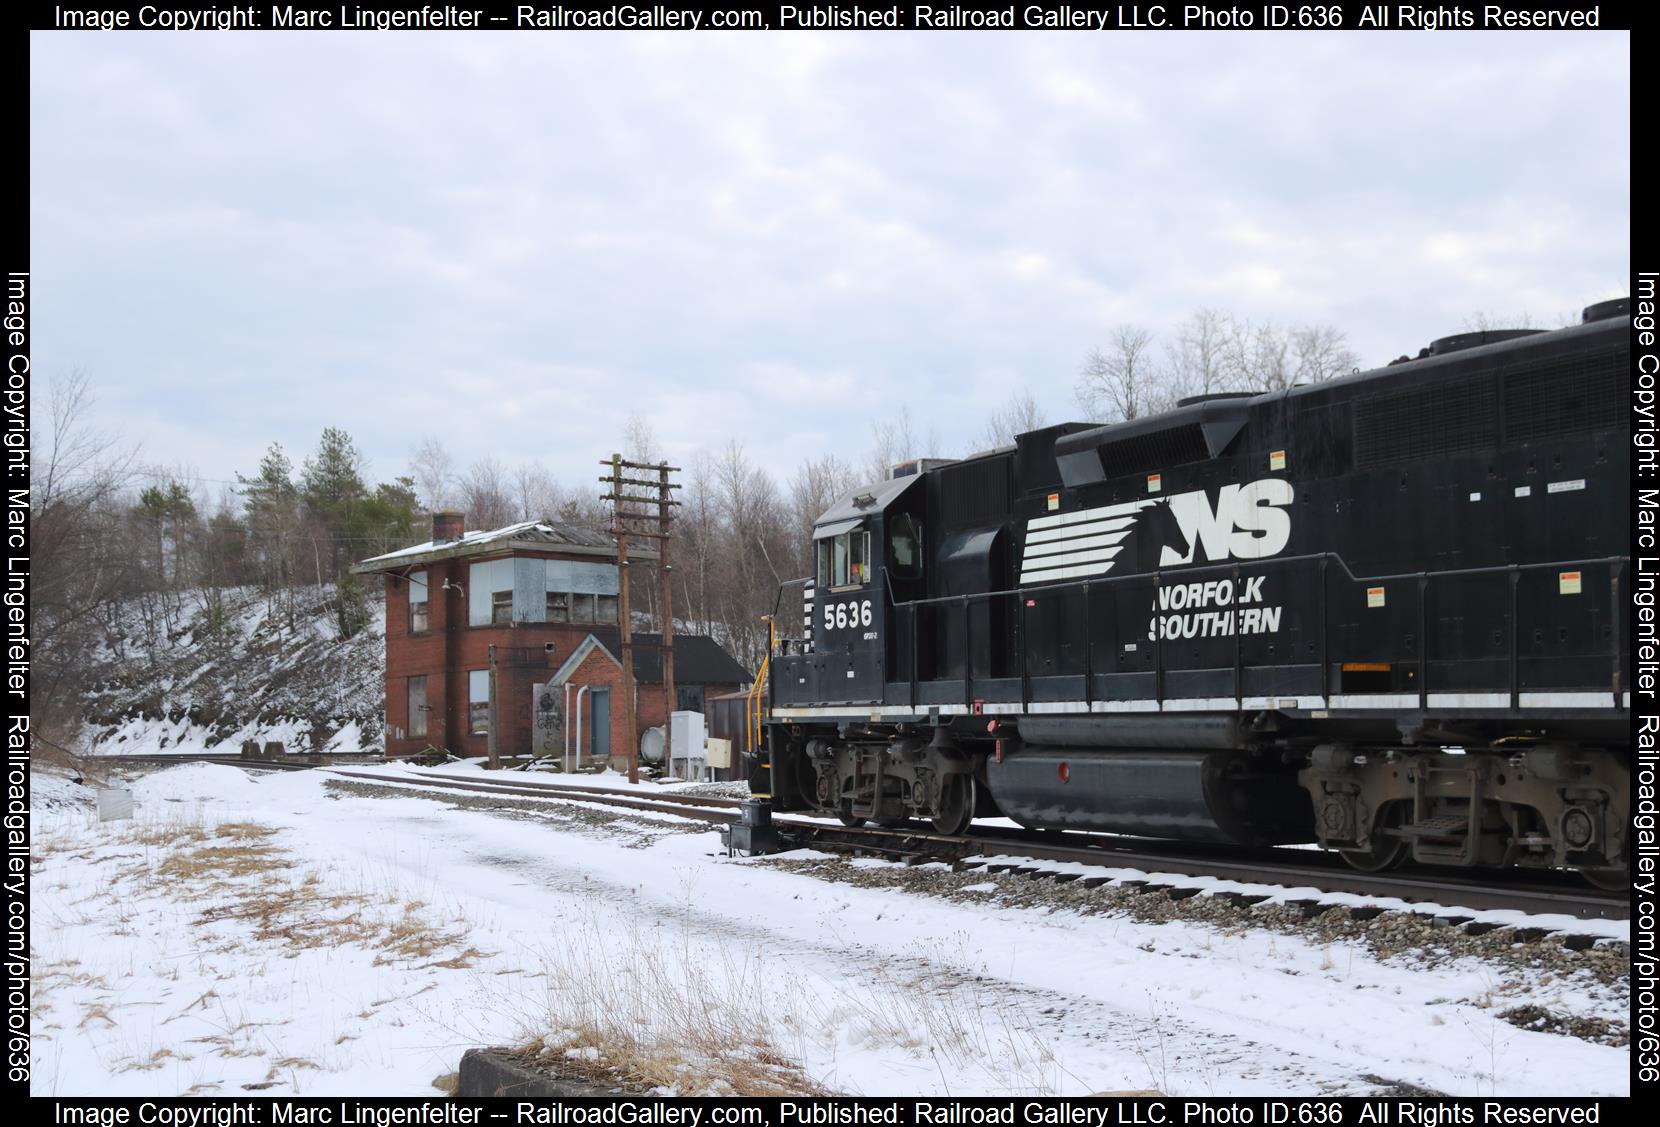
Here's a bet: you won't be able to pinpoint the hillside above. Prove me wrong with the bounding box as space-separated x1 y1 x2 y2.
80 586 385 756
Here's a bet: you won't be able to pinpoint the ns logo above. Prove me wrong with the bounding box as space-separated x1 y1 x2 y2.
1155 478 1294 566
1019 478 1295 584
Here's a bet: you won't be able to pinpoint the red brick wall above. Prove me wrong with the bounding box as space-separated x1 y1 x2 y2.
377 557 736 764
557 645 630 762
380 556 613 760
635 683 742 732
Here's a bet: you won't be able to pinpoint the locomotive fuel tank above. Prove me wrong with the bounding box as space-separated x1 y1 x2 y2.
986 748 1314 846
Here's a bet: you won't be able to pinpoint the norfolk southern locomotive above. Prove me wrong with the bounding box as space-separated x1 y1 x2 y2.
760 299 1631 888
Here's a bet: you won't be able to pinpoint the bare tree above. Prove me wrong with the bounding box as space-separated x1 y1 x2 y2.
976 390 1046 451
456 456 515 530
679 452 718 635
710 441 788 670
1218 319 1292 392
31 371 140 731
865 405 940 484
788 453 857 574
408 436 455 513
622 412 661 465
1462 310 1546 332
512 461 568 523
1076 325 1169 422
1166 309 1236 400
1291 324 1361 384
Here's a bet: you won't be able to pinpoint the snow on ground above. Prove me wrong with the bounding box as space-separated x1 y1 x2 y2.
31 762 1630 1098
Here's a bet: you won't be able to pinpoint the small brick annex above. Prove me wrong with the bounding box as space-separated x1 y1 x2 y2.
354 512 750 763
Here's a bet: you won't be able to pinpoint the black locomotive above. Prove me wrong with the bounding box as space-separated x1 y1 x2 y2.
760 299 1631 887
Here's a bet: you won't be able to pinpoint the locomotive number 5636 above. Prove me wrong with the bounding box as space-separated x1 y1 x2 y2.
824 599 873 632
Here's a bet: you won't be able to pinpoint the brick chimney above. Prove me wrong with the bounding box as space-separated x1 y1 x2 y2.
431 510 464 542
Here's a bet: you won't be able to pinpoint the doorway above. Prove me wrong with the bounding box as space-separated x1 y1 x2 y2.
589 689 611 759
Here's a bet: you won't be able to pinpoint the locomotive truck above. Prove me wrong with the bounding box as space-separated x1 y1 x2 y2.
757 299 1632 888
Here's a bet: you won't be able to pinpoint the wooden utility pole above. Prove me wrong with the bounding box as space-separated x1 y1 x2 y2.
486 644 499 770
600 454 681 784
658 461 676 775
605 454 639 784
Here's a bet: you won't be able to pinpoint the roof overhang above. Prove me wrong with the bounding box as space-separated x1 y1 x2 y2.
353 538 654 576
813 516 865 539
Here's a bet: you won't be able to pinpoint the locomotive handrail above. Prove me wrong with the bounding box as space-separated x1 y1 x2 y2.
885 551 1631 609
782 550 1629 714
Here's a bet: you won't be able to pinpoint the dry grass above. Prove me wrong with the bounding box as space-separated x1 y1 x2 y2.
44 806 484 973
516 915 829 1096
508 909 1087 1097
117 1047 188 1072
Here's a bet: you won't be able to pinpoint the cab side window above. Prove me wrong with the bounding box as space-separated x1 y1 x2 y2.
889 513 923 580
815 528 871 589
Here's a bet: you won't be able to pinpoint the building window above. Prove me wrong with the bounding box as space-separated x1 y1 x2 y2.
407 675 428 739
408 570 429 634
546 591 616 625
491 590 513 624
469 669 490 735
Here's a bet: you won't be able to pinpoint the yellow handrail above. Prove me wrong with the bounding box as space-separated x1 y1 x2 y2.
745 617 775 795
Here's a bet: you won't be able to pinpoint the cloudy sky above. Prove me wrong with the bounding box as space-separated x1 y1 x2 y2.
30 29 1629 504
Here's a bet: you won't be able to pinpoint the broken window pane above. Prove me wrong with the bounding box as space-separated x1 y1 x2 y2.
571 594 596 624
407 675 427 739
409 569 429 634
468 669 490 734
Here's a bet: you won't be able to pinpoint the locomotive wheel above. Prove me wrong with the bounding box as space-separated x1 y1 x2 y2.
1582 866 1630 892
931 775 976 836
1339 803 1408 873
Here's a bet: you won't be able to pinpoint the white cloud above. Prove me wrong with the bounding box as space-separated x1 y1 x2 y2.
29 30 1629 497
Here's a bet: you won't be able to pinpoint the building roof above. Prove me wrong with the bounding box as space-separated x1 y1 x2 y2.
353 520 655 574
552 630 751 687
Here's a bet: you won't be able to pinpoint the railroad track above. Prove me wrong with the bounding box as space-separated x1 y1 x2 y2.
323 767 1629 925
92 753 328 773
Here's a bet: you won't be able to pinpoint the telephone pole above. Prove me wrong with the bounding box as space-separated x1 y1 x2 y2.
658 460 677 775
600 454 680 784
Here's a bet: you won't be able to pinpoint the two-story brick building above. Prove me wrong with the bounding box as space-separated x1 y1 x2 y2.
352 511 750 763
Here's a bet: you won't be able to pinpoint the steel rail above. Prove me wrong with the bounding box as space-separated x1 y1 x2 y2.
321 768 1627 922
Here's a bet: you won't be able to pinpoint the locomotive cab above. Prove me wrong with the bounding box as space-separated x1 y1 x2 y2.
799 473 928 706
772 472 988 833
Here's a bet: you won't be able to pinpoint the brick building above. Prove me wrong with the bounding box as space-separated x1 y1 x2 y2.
352 511 750 763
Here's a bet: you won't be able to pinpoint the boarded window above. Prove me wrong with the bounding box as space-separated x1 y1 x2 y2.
547 591 570 623
491 590 513 624
469 669 490 735
596 595 618 623
408 570 429 634
571 594 597 624
407 675 427 739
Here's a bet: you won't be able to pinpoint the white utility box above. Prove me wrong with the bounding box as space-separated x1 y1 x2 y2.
667 710 707 779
